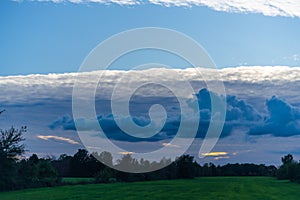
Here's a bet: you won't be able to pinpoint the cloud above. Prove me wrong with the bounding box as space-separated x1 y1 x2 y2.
49 115 75 130
49 113 177 142
193 88 262 138
2 66 300 164
48 88 263 142
214 156 230 160
201 151 228 157
293 54 300 61
2 66 300 143
17 0 140 5
249 96 300 137
17 0 300 18
2 66 300 106
149 0 300 18
283 54 300 63
200 151 230 160
118 151 134 155
47 86 300 143
226 95 262 121
196 88 262 122
36 135 80 144
162 142 180 148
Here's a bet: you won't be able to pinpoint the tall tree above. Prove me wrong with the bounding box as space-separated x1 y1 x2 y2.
0 126 26 159
0 111 26 190
175 154 196 179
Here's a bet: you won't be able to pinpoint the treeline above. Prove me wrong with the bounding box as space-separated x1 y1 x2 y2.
0 146 278 191
53 150 198 182
197 163 277 177
0 116 291 192
52 149 277 183
1 111 299 192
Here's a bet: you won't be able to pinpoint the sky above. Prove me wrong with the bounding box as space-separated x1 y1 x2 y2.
1 0 300 166
1 0 300 75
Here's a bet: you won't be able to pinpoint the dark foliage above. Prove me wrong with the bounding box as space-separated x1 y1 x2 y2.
52 150 277 184
0 133 60 191
0 126 26 191
276 154 300 183
0 112 60 191
17 155 60 188
196 163 277 177
0 110 282 191
53 149 106 178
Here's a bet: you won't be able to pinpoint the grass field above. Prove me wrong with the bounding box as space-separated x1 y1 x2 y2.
62 177 95 184
1 177 300 200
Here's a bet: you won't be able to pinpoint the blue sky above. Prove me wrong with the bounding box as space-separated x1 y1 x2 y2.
1 0 300 165
0 0 300 75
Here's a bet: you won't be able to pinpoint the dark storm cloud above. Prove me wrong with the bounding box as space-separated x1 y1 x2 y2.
248 96 300 137
196 88 262 122
49 115 75 131
195 88 263 138
49 88 267 142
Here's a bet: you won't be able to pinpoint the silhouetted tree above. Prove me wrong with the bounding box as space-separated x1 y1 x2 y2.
52 154 73 177
35 158 59 186
70 149 90 177
0 126 26 159
0 110 27 191
29 154 39 164
175 155 196 179
281 154 294 165
67 149 105 177
17 155 60 188
277 154 300 181
95 151 113 167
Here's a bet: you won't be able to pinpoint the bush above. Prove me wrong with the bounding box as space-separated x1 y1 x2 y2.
95 167 116 183
277 154 300 183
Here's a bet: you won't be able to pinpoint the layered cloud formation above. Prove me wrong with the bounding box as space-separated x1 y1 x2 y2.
18 0 300 18
1 66 300 105
0 66 294 141
1 66 300 163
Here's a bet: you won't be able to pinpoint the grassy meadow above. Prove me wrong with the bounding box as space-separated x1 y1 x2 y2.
62 177 95 184
0 177 300 200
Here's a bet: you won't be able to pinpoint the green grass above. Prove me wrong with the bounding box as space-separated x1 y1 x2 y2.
1 177 300 200
62 177 95 184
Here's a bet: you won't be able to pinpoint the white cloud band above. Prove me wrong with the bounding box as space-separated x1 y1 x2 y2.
17 0 300 18
1 66 300 105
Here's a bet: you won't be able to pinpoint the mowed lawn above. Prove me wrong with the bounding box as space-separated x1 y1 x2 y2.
1 177 300 200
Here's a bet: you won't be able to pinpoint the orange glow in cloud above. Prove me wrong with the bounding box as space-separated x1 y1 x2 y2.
118 151 134 155
201 152 228 157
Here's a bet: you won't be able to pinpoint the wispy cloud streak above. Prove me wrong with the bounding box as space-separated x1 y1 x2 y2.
16 0 300 18
37 135 79 145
